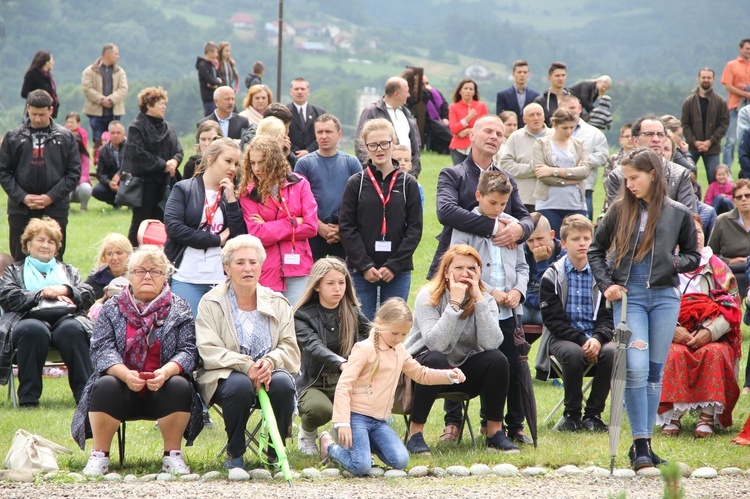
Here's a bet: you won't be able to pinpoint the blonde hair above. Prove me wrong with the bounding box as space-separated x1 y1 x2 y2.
239 135 288 202
21 217 63 256
358 118 396 154
194 137 239 177
256 116 286 140
368 298 413 382
93 233 133 269
221 234 267 266
295 258 362 358
126 245 174 278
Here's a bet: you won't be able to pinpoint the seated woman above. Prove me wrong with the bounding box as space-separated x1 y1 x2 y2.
195 235 300 472
72 246 202 476
0 217 94 407
658 214 742 438
85 233 133 300
294 257 370 455
404 244 516 454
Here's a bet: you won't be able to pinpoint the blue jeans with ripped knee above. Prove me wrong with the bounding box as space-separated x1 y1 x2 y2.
612 261 680 438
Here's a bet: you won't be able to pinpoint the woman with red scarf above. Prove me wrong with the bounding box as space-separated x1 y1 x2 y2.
72 246 203 476
658 214 742 438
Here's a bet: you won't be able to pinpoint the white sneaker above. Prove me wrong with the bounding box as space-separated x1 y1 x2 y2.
162 450 191 475
82 450 110 476
297 427 319 456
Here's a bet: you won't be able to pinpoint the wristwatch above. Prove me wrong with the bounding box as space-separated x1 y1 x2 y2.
553 168 559 177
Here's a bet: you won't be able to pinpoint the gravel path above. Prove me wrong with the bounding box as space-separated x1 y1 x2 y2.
2 476 750 499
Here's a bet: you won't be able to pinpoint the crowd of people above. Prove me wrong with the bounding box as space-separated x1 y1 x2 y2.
2 37 750 477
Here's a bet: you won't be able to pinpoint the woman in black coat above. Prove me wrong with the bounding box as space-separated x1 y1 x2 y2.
121 87 183 247
21 51 59 118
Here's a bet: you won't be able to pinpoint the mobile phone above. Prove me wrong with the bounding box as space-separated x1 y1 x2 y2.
139 372 155 380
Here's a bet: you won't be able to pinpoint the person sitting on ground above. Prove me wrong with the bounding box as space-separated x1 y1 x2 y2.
70 131 93 212
319 298 465 476
85 233 133 300
449 170 531 446
64 111 88 149
536 215 614 432
704 164 735 215
72 245 202 476
294 257 371 456
521 213 564 327
658 214 742 438
0 217 94 408
404 244 517 454
195 235 300 473
182 121 223 180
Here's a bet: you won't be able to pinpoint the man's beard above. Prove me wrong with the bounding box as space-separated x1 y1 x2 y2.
700 82 712 91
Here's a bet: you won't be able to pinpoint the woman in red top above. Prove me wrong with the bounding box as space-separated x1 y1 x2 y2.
448 78 488 165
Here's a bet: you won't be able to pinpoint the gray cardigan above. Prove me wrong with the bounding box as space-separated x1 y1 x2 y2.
405 287 503 367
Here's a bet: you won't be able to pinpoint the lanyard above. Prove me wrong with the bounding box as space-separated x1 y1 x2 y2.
203 187 223 231
269 192 296 250
365 167 399 239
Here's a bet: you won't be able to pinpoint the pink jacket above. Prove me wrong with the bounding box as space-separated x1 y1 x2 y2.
240 172 318 291
79 154 91 185
704 180 733 206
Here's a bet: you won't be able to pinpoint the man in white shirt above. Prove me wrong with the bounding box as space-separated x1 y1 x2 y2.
287 78 326 158
196 86 250 141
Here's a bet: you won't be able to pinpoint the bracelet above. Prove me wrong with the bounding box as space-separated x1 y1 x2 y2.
449 300 462 311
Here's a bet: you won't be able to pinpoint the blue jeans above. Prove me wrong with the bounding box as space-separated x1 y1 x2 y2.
585 190 594 221
170 280 216 319
327 412 409 475
711 195 735 215
689 150 722 183
282 276 308 309
612 263 680 438
352 271 411 321
538 209 588 239
723 108 738 166
89 115 121 143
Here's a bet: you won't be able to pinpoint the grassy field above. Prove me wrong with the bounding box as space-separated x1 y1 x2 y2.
2 150 750 476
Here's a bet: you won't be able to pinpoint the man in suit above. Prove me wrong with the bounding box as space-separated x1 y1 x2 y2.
197 86 250 141
287 78 326 159
496 60 540 128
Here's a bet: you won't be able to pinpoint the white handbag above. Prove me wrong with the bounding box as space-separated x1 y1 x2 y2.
4 429 72 472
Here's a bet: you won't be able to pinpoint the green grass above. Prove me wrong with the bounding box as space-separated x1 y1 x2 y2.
2 151 750 476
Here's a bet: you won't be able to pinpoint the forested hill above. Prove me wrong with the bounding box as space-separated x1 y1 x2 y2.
0 0 748 138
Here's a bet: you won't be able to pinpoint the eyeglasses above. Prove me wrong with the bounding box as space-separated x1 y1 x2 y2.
365 140 393 152
637 131 667 139
132 268 166 278
734 193 750 200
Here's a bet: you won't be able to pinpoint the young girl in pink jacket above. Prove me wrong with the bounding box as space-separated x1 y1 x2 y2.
239 136 318 307
319 298 465 475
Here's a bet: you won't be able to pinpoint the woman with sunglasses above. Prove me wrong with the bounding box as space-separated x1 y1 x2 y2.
339 118 423 320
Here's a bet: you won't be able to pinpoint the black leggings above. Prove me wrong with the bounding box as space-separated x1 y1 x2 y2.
89 374 192 420
409 349 509 425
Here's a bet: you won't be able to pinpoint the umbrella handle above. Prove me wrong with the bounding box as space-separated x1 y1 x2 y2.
619 291 628 324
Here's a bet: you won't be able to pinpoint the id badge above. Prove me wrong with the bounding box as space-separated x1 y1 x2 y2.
284 253 301 265
375 240 392 252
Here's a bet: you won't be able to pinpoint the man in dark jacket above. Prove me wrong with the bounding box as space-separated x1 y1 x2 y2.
197 86 250 140
0 90 80 261
287 78 326 158
569 76 611 121
496 60 541 128
92 120 126 207
355 77 421 177
534 62 571 127
196 42 223 116
680 68 730 182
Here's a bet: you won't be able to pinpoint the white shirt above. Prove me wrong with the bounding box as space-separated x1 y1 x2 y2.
296 104 307 122
173 189 226 284
386 104 411 152
215 112 230 137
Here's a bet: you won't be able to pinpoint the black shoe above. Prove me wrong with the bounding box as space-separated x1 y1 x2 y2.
629 443 668 467
632 455 655 471
555 413 582 432
406 432 431 455
582 415 609 432
203 411 215 429
487 431 520 454
507 429 534 445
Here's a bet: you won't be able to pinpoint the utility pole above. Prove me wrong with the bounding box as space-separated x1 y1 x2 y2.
276 0 283 101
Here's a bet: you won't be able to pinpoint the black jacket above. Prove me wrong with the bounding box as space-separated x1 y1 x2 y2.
339 161 423 275
197 112 251 141
163 176 246 268
589 198 700 292
429 156 533 278
534 88 571 127
95 140 125 184
21 69 59 118
84 265 116 301
120 112 183 184
196 57 222 104
606 158 696 213
0 120 80 217
294 300 370 392
569 81 598 114
287 102 326 154
496 85 540 127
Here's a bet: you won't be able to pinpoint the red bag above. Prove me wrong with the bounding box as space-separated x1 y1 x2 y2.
137 219 167 247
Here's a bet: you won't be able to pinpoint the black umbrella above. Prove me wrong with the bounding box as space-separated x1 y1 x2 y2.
609 292 631 475
512 311 538 448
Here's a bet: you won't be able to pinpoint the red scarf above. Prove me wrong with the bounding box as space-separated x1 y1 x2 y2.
117 283 172 372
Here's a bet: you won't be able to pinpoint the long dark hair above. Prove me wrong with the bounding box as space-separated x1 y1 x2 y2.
73 132 89 158
608 148 667 267
451 78 480 103
26 51 51 74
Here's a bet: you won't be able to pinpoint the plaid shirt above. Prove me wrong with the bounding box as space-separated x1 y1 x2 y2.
563 257 595 338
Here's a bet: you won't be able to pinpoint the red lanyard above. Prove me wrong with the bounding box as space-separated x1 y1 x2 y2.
365 167 399 239
269 192 296 250
203 188 223 230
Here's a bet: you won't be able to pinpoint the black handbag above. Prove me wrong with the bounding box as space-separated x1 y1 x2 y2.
26 298 76 324
115 172 144 208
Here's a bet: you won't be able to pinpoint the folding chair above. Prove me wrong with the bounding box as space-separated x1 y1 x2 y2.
211 404 265 458
116 417 157 466
7 348 66 409
542 355 595 425
522 324 543 345
399 391 476 447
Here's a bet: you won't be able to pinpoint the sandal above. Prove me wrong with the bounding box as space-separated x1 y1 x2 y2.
661 419 682 436
438 424 460 442
694 412 714 438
